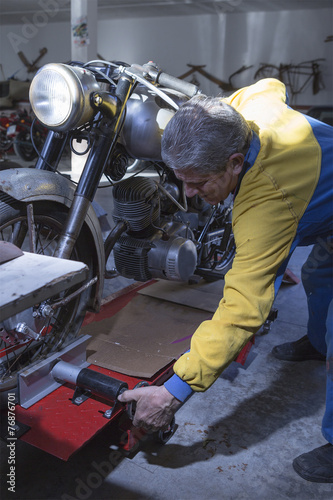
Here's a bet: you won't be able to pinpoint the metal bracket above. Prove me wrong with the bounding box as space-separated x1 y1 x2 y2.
103 401 117 419
18 335 91 409
72 386 92 406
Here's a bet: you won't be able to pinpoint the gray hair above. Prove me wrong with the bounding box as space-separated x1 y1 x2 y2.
161 94 252 175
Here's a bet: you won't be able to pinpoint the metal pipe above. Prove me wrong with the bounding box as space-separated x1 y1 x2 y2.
104 220 128 261
51 360 128 401
26 203 36 253
53 195 91 259
52 360 81 385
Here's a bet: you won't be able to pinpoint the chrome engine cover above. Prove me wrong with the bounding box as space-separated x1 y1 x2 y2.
148 231 197 281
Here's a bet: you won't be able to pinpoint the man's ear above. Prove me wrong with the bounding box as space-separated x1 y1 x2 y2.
229 153 244 175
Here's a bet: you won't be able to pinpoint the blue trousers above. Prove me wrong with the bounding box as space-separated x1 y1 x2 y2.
301 238 333 444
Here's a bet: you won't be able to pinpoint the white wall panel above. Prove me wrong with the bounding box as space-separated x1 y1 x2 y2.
0 21 71 82
0 8 331 106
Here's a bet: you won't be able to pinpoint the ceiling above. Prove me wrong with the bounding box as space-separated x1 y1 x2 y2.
0 0 332 24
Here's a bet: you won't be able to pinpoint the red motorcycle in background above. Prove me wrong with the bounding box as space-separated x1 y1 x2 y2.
0 111 18 155
5 110 47 162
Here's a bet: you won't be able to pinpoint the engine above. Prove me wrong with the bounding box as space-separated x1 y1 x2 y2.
112 177 197 282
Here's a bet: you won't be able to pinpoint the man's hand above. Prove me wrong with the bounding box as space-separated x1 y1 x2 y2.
118 385 182 432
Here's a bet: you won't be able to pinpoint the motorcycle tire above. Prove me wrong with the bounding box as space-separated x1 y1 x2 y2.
0 194 95 392
13 130 37 162
0 133 13 152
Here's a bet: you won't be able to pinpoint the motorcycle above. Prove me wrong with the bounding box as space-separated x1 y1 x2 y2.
0 60 235 393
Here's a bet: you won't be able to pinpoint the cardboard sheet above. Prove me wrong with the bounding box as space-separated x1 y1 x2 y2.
138 278 224 312
83 294 212 378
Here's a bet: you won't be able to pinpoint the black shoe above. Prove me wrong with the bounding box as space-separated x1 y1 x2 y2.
293 443 333 483
272 335 326 361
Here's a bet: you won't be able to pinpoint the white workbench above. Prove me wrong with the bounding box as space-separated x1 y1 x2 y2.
0 251 88 320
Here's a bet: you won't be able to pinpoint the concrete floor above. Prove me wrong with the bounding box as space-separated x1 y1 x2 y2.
0 156 332 500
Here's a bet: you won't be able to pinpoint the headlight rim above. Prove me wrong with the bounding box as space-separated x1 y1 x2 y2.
29 63 99 132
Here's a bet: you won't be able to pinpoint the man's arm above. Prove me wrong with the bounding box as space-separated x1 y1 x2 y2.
172 186 298 392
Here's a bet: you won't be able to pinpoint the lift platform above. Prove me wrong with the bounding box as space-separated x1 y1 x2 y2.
1 254 256 461
11 282 178 461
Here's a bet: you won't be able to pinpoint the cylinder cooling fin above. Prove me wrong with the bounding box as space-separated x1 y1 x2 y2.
114 236 152 282
112 177 160 236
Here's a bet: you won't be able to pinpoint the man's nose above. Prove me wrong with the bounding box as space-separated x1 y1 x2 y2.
184 184 198 198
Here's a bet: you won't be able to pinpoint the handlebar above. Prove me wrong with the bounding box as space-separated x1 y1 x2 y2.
151 69 200 98
130 62 200 98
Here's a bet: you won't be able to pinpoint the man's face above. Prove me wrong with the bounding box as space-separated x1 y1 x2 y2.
173 161 241 205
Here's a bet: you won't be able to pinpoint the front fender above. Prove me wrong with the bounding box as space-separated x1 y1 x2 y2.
0 168 105 311
0 167 74 203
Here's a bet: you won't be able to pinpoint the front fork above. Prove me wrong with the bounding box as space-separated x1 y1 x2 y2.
53 122 118 259
35 130 68 171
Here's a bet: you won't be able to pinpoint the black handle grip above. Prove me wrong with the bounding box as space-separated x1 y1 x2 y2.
77 368 128 401
155 71 199 98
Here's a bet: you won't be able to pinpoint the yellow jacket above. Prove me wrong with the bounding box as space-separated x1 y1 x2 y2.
165 79 332 399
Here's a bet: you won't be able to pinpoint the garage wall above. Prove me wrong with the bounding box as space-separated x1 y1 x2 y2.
97 9 332 106
1 8 332 107
0 21 71 80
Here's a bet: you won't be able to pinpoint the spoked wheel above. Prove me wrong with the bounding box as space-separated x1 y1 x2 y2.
0 194 94 391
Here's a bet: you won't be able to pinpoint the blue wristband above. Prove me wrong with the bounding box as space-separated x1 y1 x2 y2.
164 373 194 402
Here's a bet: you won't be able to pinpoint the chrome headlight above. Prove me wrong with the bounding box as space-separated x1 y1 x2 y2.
29 63 101 131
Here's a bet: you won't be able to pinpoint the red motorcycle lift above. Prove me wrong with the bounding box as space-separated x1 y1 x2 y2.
5 280 255 461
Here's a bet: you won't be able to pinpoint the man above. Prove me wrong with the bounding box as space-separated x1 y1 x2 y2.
118 78 333 483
